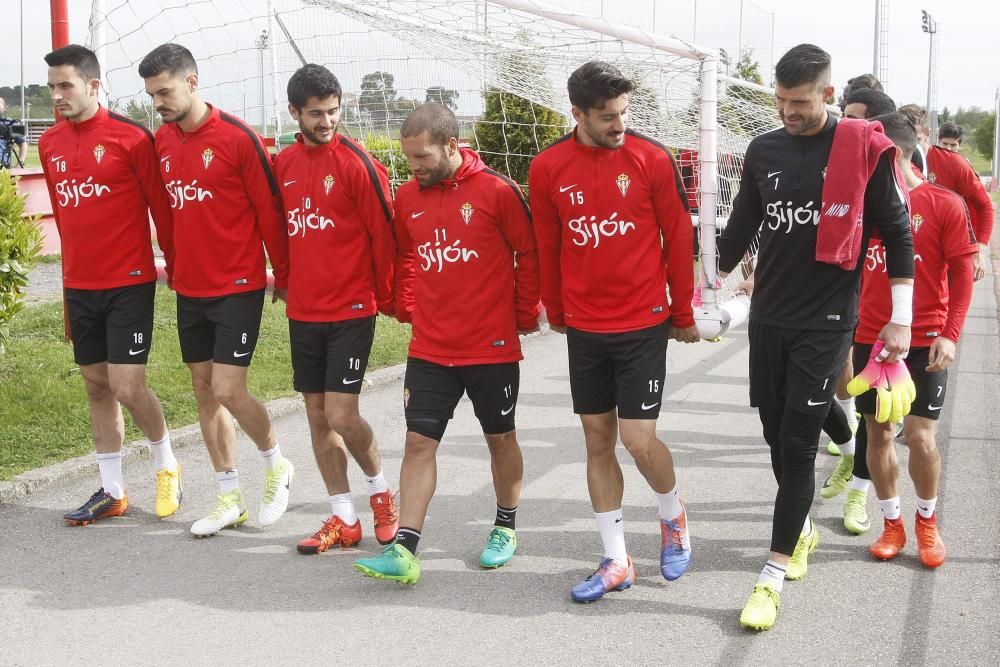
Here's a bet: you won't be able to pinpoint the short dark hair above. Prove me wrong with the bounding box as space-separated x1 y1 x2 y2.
400 102 458 145
938 121 963 141
138 43 198 79
898 104 928 130
845 88 896 119
567 61 634 111
845 73 883 95
287 64 342 109
44 44 101 82
775 43 831 89
872 112 917 160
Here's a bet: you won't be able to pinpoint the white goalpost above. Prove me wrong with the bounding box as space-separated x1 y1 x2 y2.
86 0 777 340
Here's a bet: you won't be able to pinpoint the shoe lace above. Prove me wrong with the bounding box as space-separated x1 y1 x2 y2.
261 469 280 504
915 517 937 544
313 517 343 545
155 470 175 504
486 529 511 551
371 493 398 527
207 493 236 520
587 557 614 580
662 518 686 551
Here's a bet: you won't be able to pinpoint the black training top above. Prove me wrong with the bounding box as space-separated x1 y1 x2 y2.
717 114 914 331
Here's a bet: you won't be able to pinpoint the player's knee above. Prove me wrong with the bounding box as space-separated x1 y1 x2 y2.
484 430 517 452
326 405 361 435
82 374 112 401
620 432 658 461
110 380 145 408
906 430 937 457
210 380 246 409
404 429 440 457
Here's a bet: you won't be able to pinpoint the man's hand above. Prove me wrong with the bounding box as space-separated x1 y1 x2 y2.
926 336 956 372
876 322 911 362
670 324 700 343
271 288 288 304
549 324 567 334
737 274 755 297
973 243 989 282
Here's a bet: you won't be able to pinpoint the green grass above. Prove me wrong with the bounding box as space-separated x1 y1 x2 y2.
960 144 991 175
0 286 411 480
20 144 40 169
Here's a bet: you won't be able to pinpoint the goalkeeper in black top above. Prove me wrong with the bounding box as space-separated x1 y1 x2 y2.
716 44 914 631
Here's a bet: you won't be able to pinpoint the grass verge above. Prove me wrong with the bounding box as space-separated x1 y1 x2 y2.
0 285 410 480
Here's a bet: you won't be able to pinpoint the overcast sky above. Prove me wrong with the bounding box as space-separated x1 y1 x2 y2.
3 0 997 114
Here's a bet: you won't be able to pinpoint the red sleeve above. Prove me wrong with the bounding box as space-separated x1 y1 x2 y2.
495 179 541 330
37 137 64 238
942 252 974 343
952 157 994 244
348 149 396 315
528 159 565 327
654 150 695 329
129 128 175 282
393 196 415 324
238 131 289 289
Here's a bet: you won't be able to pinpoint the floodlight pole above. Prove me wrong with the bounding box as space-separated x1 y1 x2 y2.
20 0 25 118
921 10 938 141
256 29 268 134
992 87 999 189
90 0 108 106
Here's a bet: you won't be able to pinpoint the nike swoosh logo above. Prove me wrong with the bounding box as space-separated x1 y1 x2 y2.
500 404 514 416
160 155 170 163
614 517 622 523
233 351 251 358
927 405 942 411
50 155 64 163
767 170 782 178
342 378 362 385
558 183 578 193
806 399 827 406
641 402 660 411
128 348 146 356
283 180 295 186
411 211 425 219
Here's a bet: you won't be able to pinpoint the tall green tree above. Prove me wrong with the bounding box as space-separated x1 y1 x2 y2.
359 71 397 123
425 86 459 110
974 114 995 161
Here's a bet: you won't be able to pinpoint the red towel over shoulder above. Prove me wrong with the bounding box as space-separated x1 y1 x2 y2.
816 118 907 270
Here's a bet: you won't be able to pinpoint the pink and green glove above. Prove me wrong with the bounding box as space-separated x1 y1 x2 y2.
846 341 916 424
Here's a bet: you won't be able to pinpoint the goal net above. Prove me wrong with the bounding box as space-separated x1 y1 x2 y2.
88 0 780 337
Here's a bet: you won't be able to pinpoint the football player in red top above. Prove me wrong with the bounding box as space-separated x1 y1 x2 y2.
39 44 180 525
856 113 978 569
529 61 698 603
354 103 540 585
139 43 293 536
273 64 399 554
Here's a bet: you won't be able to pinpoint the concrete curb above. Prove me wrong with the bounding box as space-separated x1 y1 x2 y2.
0 329 550 506
0 361 407 506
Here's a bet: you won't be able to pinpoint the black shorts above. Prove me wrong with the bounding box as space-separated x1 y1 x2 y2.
566 320 669 419
64 282 156 366
289 316 376 394
748 320 853 416
403 357 519 442
853 344 947 421
176 290 265 367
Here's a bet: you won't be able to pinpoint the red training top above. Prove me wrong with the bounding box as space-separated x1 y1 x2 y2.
39 105 173 289
856 182 978 346
926 145 994 244
154 104 289 297
394 148 540 366
273 133 395 322
529 128 695 333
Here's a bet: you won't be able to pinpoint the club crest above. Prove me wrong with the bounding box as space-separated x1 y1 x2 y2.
460 202 474 224
616 173 631 197
202 148 215 169
93 144 106 164
911 213 924 233
928 171 937 183
323 174 335 195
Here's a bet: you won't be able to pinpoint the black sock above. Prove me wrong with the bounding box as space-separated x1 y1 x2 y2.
495 504 517 530
395 527 421 555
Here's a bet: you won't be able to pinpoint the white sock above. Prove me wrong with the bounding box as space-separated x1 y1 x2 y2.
801 515 812 536
837 396 858 428
149 434 177 471
216 469 240 494
879 496 901 521
655 484 684 521
329 492 358 524
261 444 282 470
96 451 125 499
837 436 856 456
365 469 389 495
848 476 871 492
594 509 628 567
757 560 786 592
916 496 937 519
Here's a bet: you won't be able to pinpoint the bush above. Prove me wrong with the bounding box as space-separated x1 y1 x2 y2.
362 133 412 193
0 173 42 353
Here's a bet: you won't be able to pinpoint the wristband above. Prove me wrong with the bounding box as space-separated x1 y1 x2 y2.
889 283 913 327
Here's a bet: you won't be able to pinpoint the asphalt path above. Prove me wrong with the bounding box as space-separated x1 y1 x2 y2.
3 276 998 665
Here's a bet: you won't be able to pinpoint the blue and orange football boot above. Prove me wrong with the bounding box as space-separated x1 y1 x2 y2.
660 502 693 580
570 556 636 602
64 488 128 526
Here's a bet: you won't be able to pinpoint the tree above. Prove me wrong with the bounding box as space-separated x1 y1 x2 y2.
359 71 397 123
391 96 418 121
974 114 995 162
0 174 42 354
472 49 567 187
940 106 951 123
425 86 459 110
